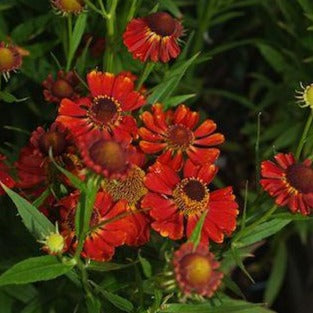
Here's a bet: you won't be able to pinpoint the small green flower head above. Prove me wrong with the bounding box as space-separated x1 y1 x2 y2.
39 224 65 255
296 82 313 110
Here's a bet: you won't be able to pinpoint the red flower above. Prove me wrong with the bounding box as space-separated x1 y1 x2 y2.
59 191 143 261
173 242 223 297
78 129 141 179
139 104 225 170
43 70 80 104
0 155 15 195
0 41 22 76
260 153 313 215
56 70 145 142
123 12 183 63
142 160 238 242
16 122 81 192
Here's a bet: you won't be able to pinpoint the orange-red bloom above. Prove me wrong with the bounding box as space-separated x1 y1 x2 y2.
0 155 15 195
173 242 223 297
260 153 313 215
142 160 238 242
57 71 145 142
43 70 80 104
0 41 22 76
139 104 225 170
16 122 81 192
59 191 144 261
78 129 142 179
123 12 183 63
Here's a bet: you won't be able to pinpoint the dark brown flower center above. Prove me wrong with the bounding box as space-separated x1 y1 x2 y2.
146 12 176 37
89 140 126 173
0 47 16 71
39 131 67 156
90 97 120 126
183 180 206 201
166 125 194 150
173 178 209 216
52 79 74 99
180 254 212 287
286 164 313 194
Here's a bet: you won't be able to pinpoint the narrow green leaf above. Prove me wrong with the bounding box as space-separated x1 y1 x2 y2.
0 91 28 103
163 94 196 108
67 13 87 70
138 253 152 278
86 294 102 313
3 284 38 303
256 43 287 73
148 53 199 104
223 276 245 299
92 282 134 312
1 184 54 239
264 242 287 306
231 247 255 283
160 300 275 312
238 219 291 247
0 256 74 286
88 261 137 272
188 211 207 248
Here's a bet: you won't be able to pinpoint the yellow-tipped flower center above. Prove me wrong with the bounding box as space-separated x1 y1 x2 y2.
0 47 15 71
296 83 313 110
180 254 212 286
52 0 84 14
44 233 65 254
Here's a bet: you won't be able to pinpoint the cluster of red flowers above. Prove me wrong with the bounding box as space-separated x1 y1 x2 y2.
3 6 311 300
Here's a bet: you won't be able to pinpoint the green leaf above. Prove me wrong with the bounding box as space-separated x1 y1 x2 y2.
0 256 74 286
88 261 137 272
0 91 28 103
11 14 52 43
3 284 38 303
159 0 182 17
92 283 134 312
238 219 291 247
148 53 199 104
163 94 196 108
188 211 207 248
86 294 102 313
0 292 13 313
138 253 152 278
231 247 254 283
223 276 245 299
67 13 87 70
256 43 287 73
264 242 287 306
159 299 275 312
1 184 54 239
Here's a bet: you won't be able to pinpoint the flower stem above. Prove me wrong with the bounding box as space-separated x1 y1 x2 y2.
103 0 118 72
136 62 155 91
66 14 73 71
295 110 313 159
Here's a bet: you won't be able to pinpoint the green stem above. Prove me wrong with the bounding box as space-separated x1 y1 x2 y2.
103 0 118 71
295 110 313 159
66 14 73 71
136 62 155 91
77 260 92 296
